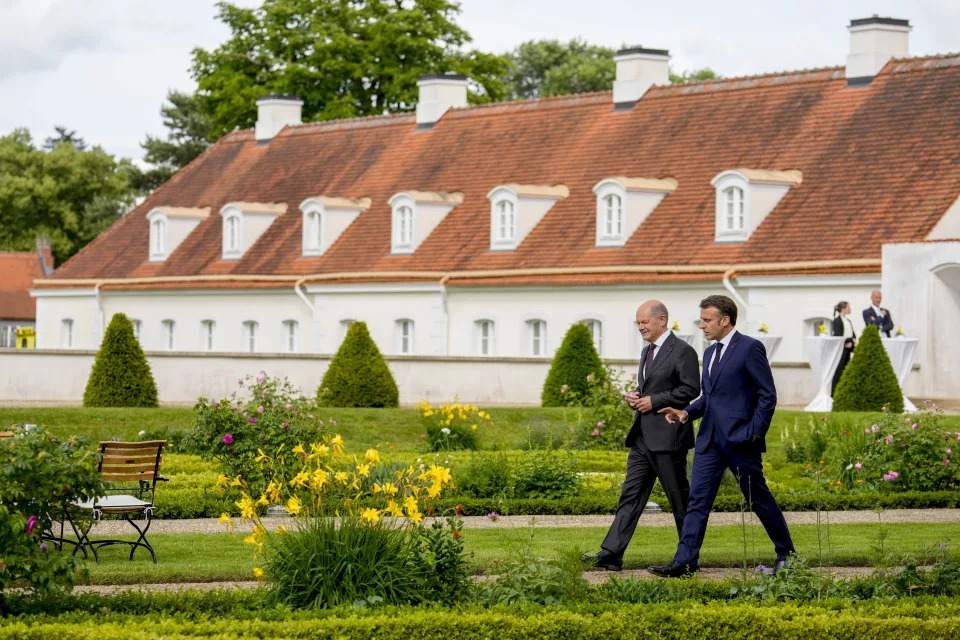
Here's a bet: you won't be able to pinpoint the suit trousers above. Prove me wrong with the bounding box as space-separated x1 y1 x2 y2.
674 443 795 565
601 439 689 560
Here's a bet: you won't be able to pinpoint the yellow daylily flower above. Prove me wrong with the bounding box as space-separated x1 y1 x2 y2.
253 567 264 581
218 512 231 524
386 500 405 518
360 508 381 525
364 448 380 464
330 434 344 448
471 424 477 431
254 449 268 463
217 474 230 486
382 482 399 497
287 495 303 516
292 443 306 456
426 481 442 499
356 463 370 477
256 493 269 506
335 471 348 484
409 511 424 525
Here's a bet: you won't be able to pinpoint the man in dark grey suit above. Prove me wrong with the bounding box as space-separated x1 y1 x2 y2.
581 300 700 571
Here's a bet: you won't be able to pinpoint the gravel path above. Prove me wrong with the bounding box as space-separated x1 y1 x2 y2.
73 508 960 535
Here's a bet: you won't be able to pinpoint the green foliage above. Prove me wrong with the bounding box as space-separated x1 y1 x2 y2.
669 68 719 84
189 0 510 139
184 371 321 493
832 325 904 413
265 514 469 608
506 39 615 98
542 323 605 407
318 322 399 408
453 454 513 500
416 400 489 452
566 365 634 449
473 549 590 606
0 426 103 604
83 313 158 408
0 129 134 265
513 450 580 500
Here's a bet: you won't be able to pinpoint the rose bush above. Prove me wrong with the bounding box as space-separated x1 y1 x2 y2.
0 426 103 607
564 365 634 449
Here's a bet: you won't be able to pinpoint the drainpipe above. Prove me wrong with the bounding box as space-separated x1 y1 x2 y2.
94 281 105 341
439 274 451 355
293 277 314 313
721 267 750 319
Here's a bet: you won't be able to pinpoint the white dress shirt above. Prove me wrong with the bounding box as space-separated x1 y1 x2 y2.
842 316 855 339
708 329 738 376
872 305 882 317
642 330 670 379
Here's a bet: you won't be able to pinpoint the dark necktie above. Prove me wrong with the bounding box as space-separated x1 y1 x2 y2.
710 342 724 383
643 344 656 380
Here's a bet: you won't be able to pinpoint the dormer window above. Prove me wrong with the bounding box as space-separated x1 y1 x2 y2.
388 191 463 255
486 184 567 251
219 202 286 260
300 196 369 257
146 206 209 262
592 177 677 247
711 169 802 243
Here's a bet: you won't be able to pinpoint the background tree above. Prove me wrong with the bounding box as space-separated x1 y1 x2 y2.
0 129 135 265
669 68 718 84
84 313 159 408
317 322 399 408
188 0 510 139
130 91 214 194
541 323 605 407
43 126 87 151
832 325 904 413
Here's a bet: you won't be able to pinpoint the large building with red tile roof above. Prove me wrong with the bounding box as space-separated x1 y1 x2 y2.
0 239 51 348
29 16 960 403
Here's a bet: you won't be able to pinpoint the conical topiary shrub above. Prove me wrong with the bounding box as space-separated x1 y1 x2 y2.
317 321 399 407
83 312 159 407
541 323 605 407
832 324 904 413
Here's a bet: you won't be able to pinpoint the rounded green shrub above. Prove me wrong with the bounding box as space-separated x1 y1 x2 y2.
317 321 399 407
832 325 903 413
83 312 158 407
541 323 604 406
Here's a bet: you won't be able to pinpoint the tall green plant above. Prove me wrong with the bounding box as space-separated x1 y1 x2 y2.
541 323 604 407
317 322 399 408
83 313 158 407
832 325 903 413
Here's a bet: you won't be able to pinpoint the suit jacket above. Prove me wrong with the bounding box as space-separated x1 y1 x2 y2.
862 306 893 337
684 332 777 454
625 332 700 451
832 316 856 348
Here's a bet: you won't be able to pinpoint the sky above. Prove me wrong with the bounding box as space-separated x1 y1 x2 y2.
1 0 958 163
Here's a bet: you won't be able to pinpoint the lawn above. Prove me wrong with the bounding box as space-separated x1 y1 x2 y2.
71 522 956 585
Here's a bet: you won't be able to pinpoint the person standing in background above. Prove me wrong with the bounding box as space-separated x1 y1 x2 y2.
862 290 893 337
831 301 856 396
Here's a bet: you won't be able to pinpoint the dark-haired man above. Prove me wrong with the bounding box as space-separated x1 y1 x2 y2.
581 300 700 571
651 295 795 578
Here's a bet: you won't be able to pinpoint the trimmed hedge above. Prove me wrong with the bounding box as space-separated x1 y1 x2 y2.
3 601 960 638
542 323 604 406
83 313 158 407
317 321 399 407
833 325 903 413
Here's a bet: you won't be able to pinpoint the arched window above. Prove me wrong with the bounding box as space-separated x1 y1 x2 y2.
200 320 215 351
603 194 622 238
306 211 322 252
60 319 74 349
283 320 299 353
130 319 142 343
396 205 413 247
224 214 241 256
242 321 258 353
475 320 494 356
151 218 166 256
723 187 745 232
526 319 547 356
396 319 414 355
496 200 515 242
581 319 602 355
162 319 175 351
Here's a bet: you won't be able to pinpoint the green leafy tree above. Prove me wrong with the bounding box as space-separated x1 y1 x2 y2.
541 323 605 407
0 129 134 265
506 39 616 98
669 67 718 84
131 91 214 194
317 321 398 408
832 325 904 413
43 126 87 151
83 313 159 408
188 0 510 139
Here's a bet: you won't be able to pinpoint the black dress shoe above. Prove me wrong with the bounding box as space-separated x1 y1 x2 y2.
581 550 622 571
648 560 699 578
771 555 792 575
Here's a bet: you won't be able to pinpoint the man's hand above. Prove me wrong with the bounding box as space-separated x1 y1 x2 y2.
658 407 688 424
623 391 641 410
635 396 653 414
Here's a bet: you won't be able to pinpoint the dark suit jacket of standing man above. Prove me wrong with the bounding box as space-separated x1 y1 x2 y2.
672 331 794 566
863 305 894 337
599 332 700 562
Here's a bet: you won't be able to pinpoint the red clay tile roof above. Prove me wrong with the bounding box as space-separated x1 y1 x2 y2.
45 54 960 286
0 252 44 320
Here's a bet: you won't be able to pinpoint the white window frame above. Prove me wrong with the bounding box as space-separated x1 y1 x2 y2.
161 319 175 351
283 320 299 353
222 210 243 259
487 187 521 250
200 320 215 352
581 319 603 356
131 319 142 343
60 319 74 349
302 205 324 257
474 319 495 356
338 319 356 347
395 318 414 355
0 325 13 348
149 217 166 260
242 321 258 353
390 195 416 253
593 180 627 247
711 172 751 242
526 319 547 357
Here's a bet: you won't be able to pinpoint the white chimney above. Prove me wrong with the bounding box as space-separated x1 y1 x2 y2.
613 46 670 106
255 94 303 141
846 16 911 83
416 74 468 127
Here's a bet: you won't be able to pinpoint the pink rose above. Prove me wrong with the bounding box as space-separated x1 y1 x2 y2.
223 434 233 445
596 421 604 428
257 405 264 413
285 403 292 410
912 423 918 430
948 449 953 455
249 417 256 424
26 515 38 534
945 459 951 467
591 429 600 437
885 434 894 444
261 391 267 397
854 462 862 470
257 376 264 383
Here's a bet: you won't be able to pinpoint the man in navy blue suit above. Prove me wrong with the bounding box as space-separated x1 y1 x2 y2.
650 295 795 578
